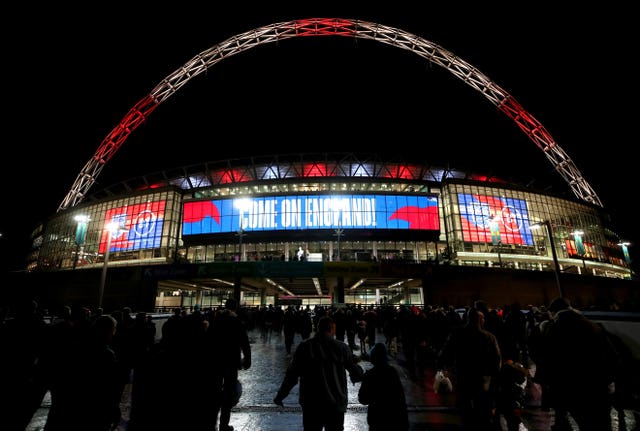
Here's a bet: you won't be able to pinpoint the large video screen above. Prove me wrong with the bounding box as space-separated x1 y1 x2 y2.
458 193 534 245
183 194 439 235
99 201 166 253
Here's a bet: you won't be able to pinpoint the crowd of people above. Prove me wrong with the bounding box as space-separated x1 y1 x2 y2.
0 299 251 431
1 296 637 430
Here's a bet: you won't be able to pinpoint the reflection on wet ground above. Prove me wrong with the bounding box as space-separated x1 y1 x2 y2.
28 327 638 430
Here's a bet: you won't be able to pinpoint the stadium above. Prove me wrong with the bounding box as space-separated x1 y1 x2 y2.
13 19 638 312
21 151 635 312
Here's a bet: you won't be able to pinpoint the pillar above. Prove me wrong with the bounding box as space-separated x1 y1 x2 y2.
334 276 345 304
196 290 203 308
234 274 242 303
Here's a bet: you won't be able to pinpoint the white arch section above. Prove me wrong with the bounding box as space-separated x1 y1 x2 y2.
57 17 602 212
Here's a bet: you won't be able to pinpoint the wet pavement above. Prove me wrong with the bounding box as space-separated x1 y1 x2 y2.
27 327 638 430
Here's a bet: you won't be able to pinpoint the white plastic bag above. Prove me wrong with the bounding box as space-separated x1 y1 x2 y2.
433 370 453 394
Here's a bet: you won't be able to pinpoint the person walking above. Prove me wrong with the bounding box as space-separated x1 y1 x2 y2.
128 308 208 431
541 297 619 431
207 298 252 431
44 314 125 431
273 315 364 431
0 298 48 431
437 306 502 431
282 305 297 355
358 342 409 431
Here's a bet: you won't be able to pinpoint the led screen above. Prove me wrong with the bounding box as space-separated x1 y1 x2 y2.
458 193 533 245
565 239 596 259
99 201 166 253
183 194 439 235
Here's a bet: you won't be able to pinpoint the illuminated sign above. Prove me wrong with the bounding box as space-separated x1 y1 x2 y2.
566 238 595 259
183 194 439 235
100 201 166 252
458 194 533 245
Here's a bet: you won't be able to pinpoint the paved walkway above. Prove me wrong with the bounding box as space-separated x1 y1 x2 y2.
27 327 637 430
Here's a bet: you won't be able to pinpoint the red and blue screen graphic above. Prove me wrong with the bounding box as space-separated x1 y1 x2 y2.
458 194 533 245
183 194 439 235
99 201 166 253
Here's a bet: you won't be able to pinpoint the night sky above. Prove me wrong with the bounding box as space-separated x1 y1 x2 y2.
1 5 637 273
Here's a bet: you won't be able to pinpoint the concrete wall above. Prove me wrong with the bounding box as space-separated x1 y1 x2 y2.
3 262 638 314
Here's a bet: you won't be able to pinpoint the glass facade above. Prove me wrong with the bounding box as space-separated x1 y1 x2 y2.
442 182 627 277
32 180 631 281
35 190 183 271
30 157 632 284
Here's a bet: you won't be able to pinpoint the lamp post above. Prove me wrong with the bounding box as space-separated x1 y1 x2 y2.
98 221 120 310
236 227 246 262
234 198 251 262
333 225 344 261
488 214 502 267
73 214 89 270
331 197 346 261
532 220 563 298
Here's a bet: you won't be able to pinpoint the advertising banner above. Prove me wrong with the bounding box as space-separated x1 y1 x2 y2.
100 201 166 253
458 193 533 245
183 194 439 235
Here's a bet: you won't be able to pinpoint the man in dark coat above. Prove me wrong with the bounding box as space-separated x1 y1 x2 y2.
358 342 409 431
274 315 364 431
207 298 252 431
438 307 502 430
543 297 619 431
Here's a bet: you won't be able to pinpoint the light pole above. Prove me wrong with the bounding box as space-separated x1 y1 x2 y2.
333 225 344 261
73 214 89 270
331 197 346 261
99 221 120 310
532 220 563 298
234 198 251 262
236 227 246 261
488 214 502 267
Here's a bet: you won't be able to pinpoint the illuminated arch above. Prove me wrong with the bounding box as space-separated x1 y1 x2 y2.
58 18 601 212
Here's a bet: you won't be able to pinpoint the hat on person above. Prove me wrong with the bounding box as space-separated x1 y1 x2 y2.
548 297 571 312
225 298 238 311
369 342 390 366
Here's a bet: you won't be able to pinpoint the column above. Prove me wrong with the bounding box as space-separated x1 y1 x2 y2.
334 276 345 304
233 274 242 303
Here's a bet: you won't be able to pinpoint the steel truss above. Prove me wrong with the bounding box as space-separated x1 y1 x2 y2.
58 18 601 212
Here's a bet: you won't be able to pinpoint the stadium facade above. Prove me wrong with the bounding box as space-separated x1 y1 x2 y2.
11 19 638 312
22 153 635 312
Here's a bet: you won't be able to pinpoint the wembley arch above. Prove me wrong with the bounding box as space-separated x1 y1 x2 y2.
57 17 602 213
